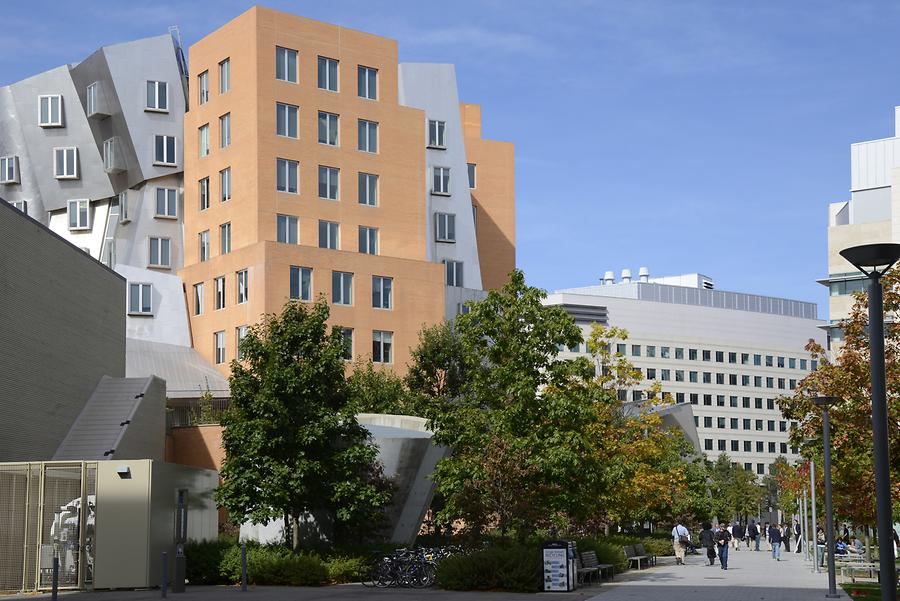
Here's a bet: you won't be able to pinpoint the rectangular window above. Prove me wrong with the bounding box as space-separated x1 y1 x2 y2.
754 376 762 387
220 167 232 202
716 395 725 407
646 346 656 357
199 177 210 211
689 371 698 383
754 354 762 366
358 119 378 152
11 200 26 213
219 113 231 148
765 355 774 367
690 393 698 405
87 82 100 116
742 375 750 386
236 325 248 360
729 374 737 385
154 135 177 166
276 103 298 138
220 222 231 254
646 368 656 379
193 283 204 316
660 346 671 359
146 81 167 111
689 349 698 360
730 418 738 429
276 47 298 83
717 439 726 451
675 370 684 382
214 331 225 364
716 373 725 385
358 65 377 99
730 396 738 407
359 226 378 255
341 328 353 360
715 351 724 362
435 212 456 242
741 353 750 364
428 120 446 148
704 439 713 451
214 276 225 310
317 56 338 91
276 158 298 193
319 220 339 250
318 111 339 145
675 347 684 359
198 125 209 157
742 397 751 408
766 377 774 388
731 440 739 452
467 163 476 189
155 188 177 218
129 283 152 315
290 266 312 301
702 350 711 361
318 165 339 199
0 156 19 183
54 147 78 179
616 344 626 355
198 71 209 105
660 369 670 381
332 271 353 305
199 230 210 262
702 372 711 384
755 419 763 431
102 137 124 173
373 330 393 363
148 237 171 268
445 260 463 287
728 352 737 363
39 95 63 127
703 394 712 406
277 214 299 244
67 199 90 230
219 58 230 93
743 418 751 430
433 167 450 195
800 359 808 370
358 172 378 206
373 275 392 309
236 269 248 304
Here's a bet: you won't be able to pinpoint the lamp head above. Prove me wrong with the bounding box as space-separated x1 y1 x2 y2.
839 243 900 276
812 395 839 408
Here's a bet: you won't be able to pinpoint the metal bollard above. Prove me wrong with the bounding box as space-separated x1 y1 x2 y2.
241 543 247 592
161 551 168 598
51 557 59 601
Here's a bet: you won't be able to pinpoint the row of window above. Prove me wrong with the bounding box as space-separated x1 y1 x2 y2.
643 368 799 390
37 85 171 129
214 325 392 365
270 47 378 100
697 415 794 432
613 344 816 370
678 393 789 411
63 185 178 233
197 58 231 105
703 438 794 457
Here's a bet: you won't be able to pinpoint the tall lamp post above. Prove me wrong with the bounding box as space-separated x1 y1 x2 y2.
810 458 818 573
839 242 900 601
813 396 840 599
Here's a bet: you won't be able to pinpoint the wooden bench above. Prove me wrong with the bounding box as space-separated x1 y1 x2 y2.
581 550 614 582
576 553 600 585
634 543 657 566
623 545 650 570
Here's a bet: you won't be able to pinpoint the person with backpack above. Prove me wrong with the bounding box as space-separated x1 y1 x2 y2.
731 522 744 551
699 522 716 566
794 521 802 553
748 520 760 551
672 522 690 565
769 522 783 560
715 522 732 569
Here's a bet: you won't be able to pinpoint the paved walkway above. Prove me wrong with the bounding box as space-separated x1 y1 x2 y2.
4 546 845 601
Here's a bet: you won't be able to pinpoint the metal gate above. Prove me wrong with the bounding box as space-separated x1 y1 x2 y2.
0 462 96 592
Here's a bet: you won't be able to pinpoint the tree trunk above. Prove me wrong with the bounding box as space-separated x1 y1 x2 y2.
291 512 302 552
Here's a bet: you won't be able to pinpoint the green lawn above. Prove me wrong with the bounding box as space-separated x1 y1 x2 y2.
842 583 900 600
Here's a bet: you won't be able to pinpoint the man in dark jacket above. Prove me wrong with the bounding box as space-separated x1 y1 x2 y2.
732 523 744 551
769 523 783 560
715 523 732 569
699 522 716 566
748 520 759 551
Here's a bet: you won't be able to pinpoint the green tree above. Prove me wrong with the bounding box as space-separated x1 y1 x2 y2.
707 454 764 522
215 300 392 550
346 359 417 415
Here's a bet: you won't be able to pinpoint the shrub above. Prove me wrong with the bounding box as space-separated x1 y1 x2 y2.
219 544 329 586
435 543 541 593
574 539 629 573
324 555 368 584
185 538 237 585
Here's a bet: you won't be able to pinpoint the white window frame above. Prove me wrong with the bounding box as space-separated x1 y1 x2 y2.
220 222 231 254
318 111 339 146
317 56 339 92
146 80 168 112
428 120 446 149
199 230 210 262
358 172 377 206
290 265 312 301
372 276 392 310
0 156 19 184
332 271 353 306
276 46 298 83
219 113 231 148
119 191 130 224
86 82 101 116
236 269 248 304
154 135 177 166
11 200 27 213
148 236 171 268
277 214 299 244
432 166 450 195
198 125 209 158
155 187 178 218
372 330 393 364
199 177 210 211
467 163 477 189
445 259 464 287
220 167 232 201
236 325 248 360
193 283 204 316
214 331 225 364
214 276 225 310
276 158 298 194
198 71 209 105
102 137 124 173
219 58 231 94
358 225 378 255
276 103 299 138
38 95 63 127
358 119 378 153
128 282 153 315
67 199 90 231
319 220 339 250
358 65 377 100
318 165 339 200
435 212 456 242
54 147 78 179
341 327 353 361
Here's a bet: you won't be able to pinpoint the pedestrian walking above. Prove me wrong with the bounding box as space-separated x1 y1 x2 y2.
769 523 783 560
782 524 790 553
731 523 743 551
763 521 771 551
748 520 760 551
699 522 716 566
672 522 690 566
715 522 732 569
794 521 802 553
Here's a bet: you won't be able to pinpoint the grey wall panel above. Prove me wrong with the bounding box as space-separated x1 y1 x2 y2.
0 201 125 461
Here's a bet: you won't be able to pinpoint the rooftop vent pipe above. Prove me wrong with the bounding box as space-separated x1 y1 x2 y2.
603 271 615 285
639 266 649 283
621 269 632 284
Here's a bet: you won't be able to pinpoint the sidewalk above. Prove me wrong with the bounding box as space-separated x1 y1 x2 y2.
582 544 848 600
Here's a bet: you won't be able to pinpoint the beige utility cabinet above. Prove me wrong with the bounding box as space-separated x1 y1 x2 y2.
93 460 217 589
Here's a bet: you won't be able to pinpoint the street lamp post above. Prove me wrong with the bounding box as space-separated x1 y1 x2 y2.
810 458 818 573
839 242 900 601
813 396 840 599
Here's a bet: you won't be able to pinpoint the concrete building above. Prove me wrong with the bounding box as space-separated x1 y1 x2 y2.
180 6 515 375
546 269 825 477
824 106 900 346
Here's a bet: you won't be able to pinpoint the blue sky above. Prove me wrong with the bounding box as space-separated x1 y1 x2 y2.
4 1 900 313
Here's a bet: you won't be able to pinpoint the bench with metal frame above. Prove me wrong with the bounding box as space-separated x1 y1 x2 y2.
623 545 650 570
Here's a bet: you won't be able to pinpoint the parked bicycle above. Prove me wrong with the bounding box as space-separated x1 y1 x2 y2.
361 545 461 588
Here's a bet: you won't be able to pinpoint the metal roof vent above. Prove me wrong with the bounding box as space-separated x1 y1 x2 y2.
621 269 632 284
638 266 649 283
603 271 615 285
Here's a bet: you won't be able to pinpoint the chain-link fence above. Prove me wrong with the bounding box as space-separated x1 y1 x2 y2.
0 462 96 592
